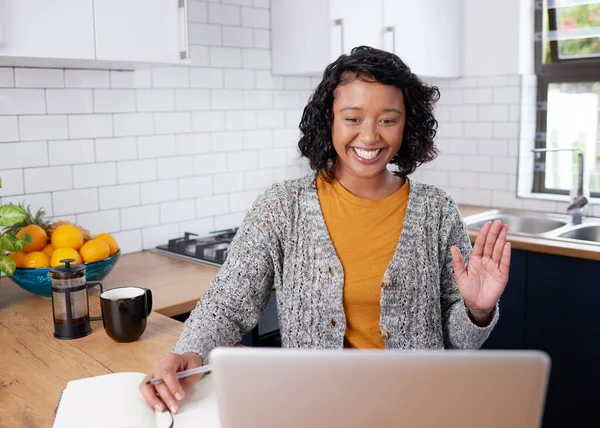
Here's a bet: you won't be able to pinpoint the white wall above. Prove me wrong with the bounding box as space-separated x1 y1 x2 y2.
0 0 313 255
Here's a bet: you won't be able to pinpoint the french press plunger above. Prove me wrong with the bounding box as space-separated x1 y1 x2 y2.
48 258 103 340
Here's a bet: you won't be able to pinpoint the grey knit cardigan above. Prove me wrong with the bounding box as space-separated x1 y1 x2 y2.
173 174 499 360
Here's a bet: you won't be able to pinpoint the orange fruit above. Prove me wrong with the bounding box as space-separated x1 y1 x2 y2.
95 233 119 256
51 248 83 267
22 251 50 268
41 244 55 259
8 252 27 268
79 239 110 264
51 225 84 250
16 225 48 253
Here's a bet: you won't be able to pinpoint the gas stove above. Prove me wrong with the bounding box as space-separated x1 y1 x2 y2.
153 228 239 267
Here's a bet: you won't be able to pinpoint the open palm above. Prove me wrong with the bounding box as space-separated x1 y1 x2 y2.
450 220 511 312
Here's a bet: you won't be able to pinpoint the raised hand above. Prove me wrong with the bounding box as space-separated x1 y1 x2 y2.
450 220 511 321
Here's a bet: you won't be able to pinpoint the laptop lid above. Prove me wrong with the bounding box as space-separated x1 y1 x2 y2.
210 347 550 428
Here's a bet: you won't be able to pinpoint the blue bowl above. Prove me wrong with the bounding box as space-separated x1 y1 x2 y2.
9 251 121 298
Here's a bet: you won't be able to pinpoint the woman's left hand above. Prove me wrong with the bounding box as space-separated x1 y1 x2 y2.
450 220 511 319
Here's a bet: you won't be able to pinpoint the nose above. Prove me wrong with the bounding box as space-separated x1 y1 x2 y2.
358 120 379 145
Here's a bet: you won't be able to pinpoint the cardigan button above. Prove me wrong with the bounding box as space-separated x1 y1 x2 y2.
380 276 392 289
380 327 390 340
329 268 334 275
331 319 337 327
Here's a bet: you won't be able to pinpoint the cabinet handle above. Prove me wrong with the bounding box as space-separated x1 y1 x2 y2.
179 0 189 60
384 26 396 53
333 18 345 55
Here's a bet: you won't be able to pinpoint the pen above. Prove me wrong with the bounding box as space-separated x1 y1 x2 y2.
145 364 213 385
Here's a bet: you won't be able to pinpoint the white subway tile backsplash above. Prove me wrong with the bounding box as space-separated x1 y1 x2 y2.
509 105 520 122
258 148 286 169
256 110 285 129
140 180 178 204
47 89 94 114
438 88 463 105
114 113 154 137
99 184 140 210
0 169 24 196
224 69 255 89
0 89 46 114
110 70 152 89
210 47 243 68
109 229 142 254
95 137 138 162
272 129 299 147
461 155 492 172
463 88 492 105
243 90 272 109
223 26 254 48
477 172 509 191
422 170 449 186
254 29 270 49
15 68 64 88
478 76 509 86
152 68 190 89
283 77 311 90
138 135 176 159
68 114 113 139
24 166 73 193
229 189 260 212
136 90 175 112
223 0 253 5
436 123 463 139
49 140 95 165
449 171 478 188
243 129 272 149
493 122 520 139
450 106 477 122
227 151 258 171
0 116 19 142
244 169 273 190
73 162 117 189
210 131 244 152
0 68 14 87
241 7 270 28
492 156 518 174
160 199 196 223
493 87 520 104
176 133 211 155
284 109 302 128
478 105 509 122
2 192 53 216
189 45 210 67
256 71 283 89
477 139 508 156
465 123 493 138
197 194 229 217
157 156 195 179
175 89 210 110
492 190 523 210
121 204 160 230
179 176 213 198
253 0 269 8
214 211 245 229
461 189 492 206
213 172 244 193
142 223 180 249
178 218 215 237
211 89 244 109
0 141 48 169
192 111 226 131
53 188 98 215
154 112 192 135
19 115 68 141
226 110 256 130
76 210 120 235
65 70 110 89
93 89 136 113
190 68 223 88
188 1 208 22
208 3 241 26
242 49 271 69
117 159 157 184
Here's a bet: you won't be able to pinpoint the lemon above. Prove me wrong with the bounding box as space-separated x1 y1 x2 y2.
95 233 119 256
51 225 84 250
79 239 110 264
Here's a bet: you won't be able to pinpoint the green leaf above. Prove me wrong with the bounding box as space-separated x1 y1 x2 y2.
0 204 27 227
0 232 30 252
0 255 16 277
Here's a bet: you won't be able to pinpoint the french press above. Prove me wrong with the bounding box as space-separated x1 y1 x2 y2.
48 258 103 340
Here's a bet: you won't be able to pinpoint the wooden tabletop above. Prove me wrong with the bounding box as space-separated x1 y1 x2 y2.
0 281 185 428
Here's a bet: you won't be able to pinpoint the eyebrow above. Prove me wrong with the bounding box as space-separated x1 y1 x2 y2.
339 106 403 115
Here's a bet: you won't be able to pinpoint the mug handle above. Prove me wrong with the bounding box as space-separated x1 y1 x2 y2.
144 288 153 318
87 281 104 322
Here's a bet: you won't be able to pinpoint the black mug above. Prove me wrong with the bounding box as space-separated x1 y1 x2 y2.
100 286 153 343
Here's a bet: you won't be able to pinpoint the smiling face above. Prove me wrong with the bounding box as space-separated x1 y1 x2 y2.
331 76 406 181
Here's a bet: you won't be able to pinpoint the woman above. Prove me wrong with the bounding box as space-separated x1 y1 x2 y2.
140 46 511 413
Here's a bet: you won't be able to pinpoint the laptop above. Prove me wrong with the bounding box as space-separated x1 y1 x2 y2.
209 347 550 428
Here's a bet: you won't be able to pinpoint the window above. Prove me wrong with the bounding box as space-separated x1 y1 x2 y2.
534 0 600 198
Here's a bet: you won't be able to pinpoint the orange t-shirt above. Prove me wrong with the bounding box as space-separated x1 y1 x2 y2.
316 175 410 348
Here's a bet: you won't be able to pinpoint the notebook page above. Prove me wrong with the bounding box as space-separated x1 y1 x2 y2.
54 372 155 428
155 375 220 428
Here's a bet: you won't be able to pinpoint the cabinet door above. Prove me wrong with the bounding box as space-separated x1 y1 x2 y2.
527 253 600 428
0 0 95 60
329 0 383 59
94 0 185 64
481 250 527 350
382 0 462 78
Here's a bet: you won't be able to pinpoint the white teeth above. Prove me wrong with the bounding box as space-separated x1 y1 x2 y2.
353 148 382 160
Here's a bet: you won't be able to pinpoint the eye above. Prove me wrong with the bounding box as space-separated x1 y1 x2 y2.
380 119 398 125
344 118 360 124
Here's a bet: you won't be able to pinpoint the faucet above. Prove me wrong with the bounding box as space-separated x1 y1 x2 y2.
531 147 588 225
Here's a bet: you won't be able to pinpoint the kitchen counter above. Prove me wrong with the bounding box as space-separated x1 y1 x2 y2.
459 205 600 261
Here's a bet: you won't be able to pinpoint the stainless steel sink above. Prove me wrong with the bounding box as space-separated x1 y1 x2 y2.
557 225 600 244
467 214 567 235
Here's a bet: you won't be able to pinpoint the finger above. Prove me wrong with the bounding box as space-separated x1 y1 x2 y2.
179 357 204 392
139 375 166 412
491 224 508 265
499 242 511 277
483 220 503 259
450 246 466 283
472 221 492 258
155 380 180 414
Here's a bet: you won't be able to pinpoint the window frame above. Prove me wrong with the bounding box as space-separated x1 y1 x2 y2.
533 1 600 198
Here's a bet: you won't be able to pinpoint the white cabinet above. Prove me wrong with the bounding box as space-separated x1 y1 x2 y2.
272 0 463 78
0 0 189 69
0 0 95 63
94 0 187 64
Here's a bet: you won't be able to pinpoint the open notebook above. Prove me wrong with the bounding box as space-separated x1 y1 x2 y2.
53 372 220 428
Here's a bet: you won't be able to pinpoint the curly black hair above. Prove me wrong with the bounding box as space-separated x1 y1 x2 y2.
298 46 440 179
